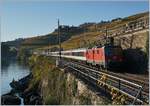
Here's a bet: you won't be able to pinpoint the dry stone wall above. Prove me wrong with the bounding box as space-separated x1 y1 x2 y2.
115 29 149 51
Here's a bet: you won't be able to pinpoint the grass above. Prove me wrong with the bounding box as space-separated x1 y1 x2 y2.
45 95 59 105
78 94 92 105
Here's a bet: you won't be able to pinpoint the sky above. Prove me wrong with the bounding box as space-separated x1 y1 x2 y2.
1 0 149 42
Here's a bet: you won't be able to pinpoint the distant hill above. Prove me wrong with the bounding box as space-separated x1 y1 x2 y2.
2 38 25 48
1 42 18 62
21 25 84 46
33 11 148 50
3 11 149 51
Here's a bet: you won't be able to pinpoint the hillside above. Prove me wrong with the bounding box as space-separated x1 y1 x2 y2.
15 11 148 73
21 26 84 47
26 55 111 105
3 11 148 51
2 38 25 48
23 11 149 51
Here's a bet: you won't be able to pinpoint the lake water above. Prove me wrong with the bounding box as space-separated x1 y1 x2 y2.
1 61 30 95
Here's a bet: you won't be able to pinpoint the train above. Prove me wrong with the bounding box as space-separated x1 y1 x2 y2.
39 41 123 69
33 14 149 70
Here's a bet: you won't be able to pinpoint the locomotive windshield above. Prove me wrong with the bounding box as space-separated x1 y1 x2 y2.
105 46 122 56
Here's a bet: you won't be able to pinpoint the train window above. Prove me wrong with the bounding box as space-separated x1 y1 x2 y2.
78 52 80 56
97 50 99 54
78 52 84 56
93 50 95 54
105 47 122 56
75 52 78 56
76 52 78 56
79 52 80 56
72 52 75 56
67 53 70 55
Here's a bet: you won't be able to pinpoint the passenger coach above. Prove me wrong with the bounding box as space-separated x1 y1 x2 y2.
49 45 123 69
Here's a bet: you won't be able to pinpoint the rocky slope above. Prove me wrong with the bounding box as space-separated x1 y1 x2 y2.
26 55 111 105
115 30 149 73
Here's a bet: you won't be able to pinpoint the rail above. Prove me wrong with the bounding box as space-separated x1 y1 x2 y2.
71 62 142 88
59 60 147 104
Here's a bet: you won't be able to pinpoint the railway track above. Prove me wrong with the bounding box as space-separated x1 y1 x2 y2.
71 60 149 88
72 61 149 98
60 59 149 104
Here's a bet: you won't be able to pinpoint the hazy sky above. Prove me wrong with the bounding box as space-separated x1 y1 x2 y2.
1 0 149 42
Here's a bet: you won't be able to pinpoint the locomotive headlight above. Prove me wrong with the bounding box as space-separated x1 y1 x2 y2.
113 56 117 60
108 59 111 63
119 58 122 62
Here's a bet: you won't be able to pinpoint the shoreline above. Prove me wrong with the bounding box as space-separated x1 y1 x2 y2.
1 73 38 105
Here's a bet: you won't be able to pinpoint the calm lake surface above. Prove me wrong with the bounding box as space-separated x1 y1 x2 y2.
1 61 30 95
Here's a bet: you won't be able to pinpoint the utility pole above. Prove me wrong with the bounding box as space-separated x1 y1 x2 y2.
105 27 108 44
58 19 61 59
83 26 86 47
95 24 97 32
130 29 134 49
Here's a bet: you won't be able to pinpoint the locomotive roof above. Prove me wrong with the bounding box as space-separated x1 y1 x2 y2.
87 44 121 49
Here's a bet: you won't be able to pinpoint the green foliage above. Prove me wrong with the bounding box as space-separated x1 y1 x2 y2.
45 95 59 105
28 55 111 105
1 43 17 58
78 94 92 105
17 47 31 62
72 79 77 96
1 43 18 66
28 55 53 89
28 55 69 104
44 67 68 105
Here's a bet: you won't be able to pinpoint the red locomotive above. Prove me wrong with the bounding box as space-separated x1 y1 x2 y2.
49 38 123 69
86 45 123 69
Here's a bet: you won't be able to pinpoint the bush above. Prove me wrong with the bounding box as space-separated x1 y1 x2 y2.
78 94 92 105
45 95 59 105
